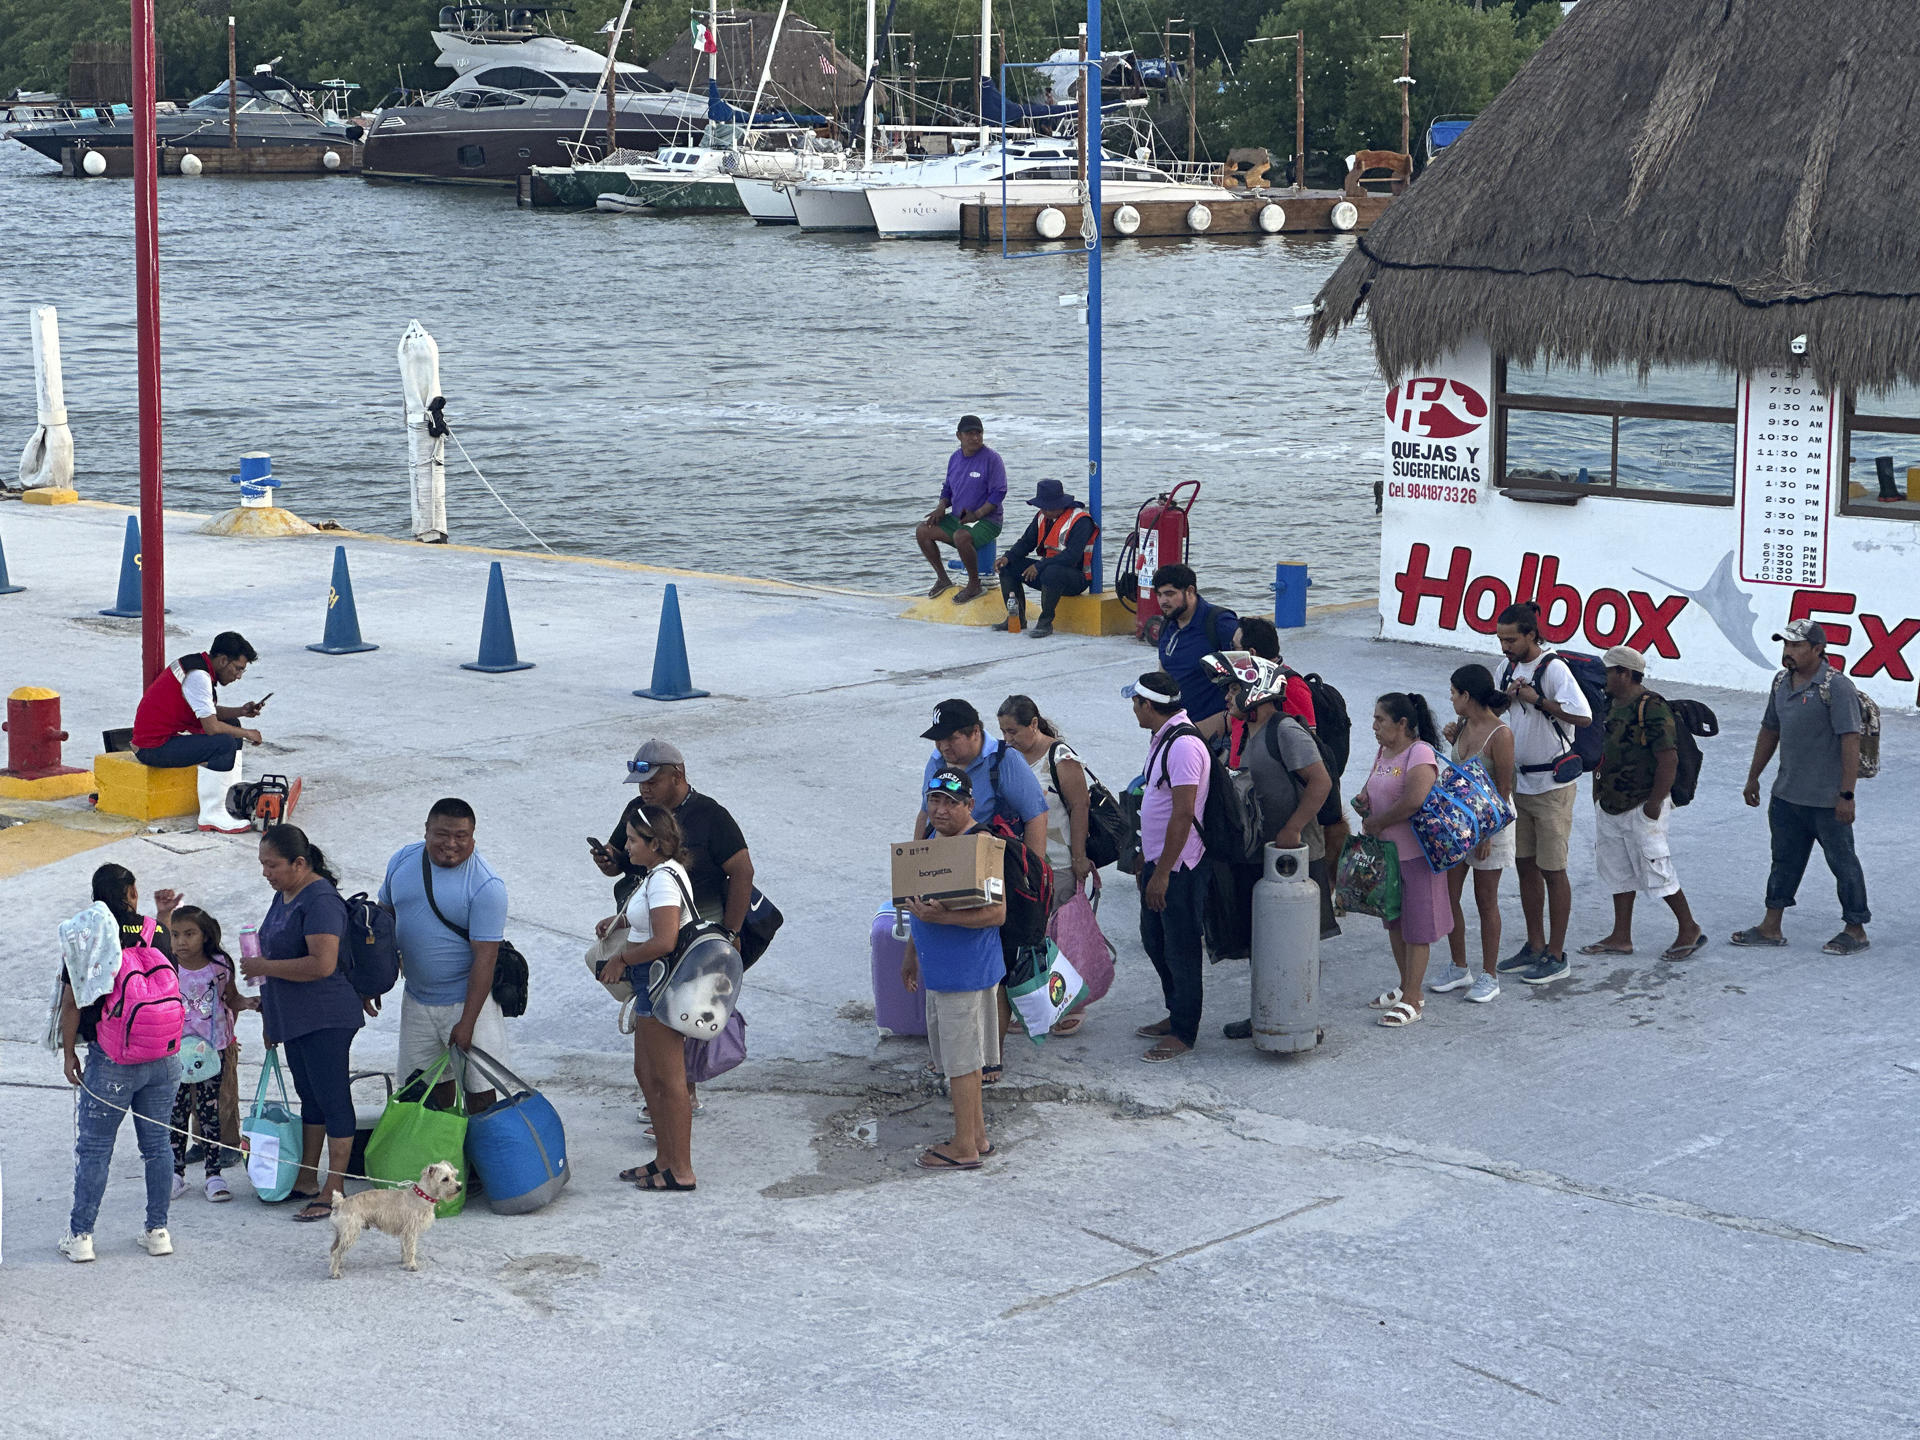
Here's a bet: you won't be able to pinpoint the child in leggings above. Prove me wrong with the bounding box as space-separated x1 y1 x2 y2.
166 907 256 1201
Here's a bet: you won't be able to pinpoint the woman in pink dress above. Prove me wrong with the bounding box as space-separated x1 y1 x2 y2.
1357 692 1453 1027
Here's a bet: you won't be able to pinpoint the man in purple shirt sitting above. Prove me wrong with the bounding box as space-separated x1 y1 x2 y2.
915 414 1008 604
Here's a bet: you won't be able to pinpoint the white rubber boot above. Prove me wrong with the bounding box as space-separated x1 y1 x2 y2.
197 757 250 834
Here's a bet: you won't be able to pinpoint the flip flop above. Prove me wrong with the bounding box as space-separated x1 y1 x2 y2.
1577 941 1635 956
1141 1038 1191 1063
1134 1018 1173 1038
1822 933 1871 956
980 1064 1004 1086
283 1189 320 1204
917 1147 982 1171
1051 1014 1085 1036
1662 935 1711 961
291 1200 334 1223
1729 928 1788 948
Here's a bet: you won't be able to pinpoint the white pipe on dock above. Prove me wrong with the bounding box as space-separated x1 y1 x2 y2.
15 305 75 493
398 320 447 543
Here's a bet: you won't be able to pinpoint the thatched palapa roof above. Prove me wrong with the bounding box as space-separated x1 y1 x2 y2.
1310 0 1920 395
647 11 865 118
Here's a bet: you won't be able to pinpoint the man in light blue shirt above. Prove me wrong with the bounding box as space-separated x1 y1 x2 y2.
913 698 1048 857
381 797 510 1107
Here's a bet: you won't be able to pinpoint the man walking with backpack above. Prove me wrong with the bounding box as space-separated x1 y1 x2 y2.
1732 620 1871 955
1494 601 1594 985
1577 647 1707 962
381 798 508 1111
1127 671 1212 1062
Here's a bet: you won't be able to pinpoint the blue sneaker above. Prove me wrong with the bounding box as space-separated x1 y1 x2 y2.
1519 953 1570 985
1496 943 1541 974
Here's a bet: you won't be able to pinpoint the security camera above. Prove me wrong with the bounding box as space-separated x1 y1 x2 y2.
1790 334 1808 355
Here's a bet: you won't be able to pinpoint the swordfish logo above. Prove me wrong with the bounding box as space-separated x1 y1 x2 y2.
1387 377 1489 439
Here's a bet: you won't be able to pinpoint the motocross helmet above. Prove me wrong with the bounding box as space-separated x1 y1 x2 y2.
1201 650 1288 712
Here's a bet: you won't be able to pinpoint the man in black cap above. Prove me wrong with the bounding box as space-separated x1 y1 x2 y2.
914 415 1008 604
992 478 1097 639
914 699 1050 860
1732 619 1872 954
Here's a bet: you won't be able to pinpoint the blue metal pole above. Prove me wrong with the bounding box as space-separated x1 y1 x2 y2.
1086 3 1103 592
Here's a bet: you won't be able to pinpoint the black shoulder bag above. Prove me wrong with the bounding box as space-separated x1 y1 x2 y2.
420 849 529 1019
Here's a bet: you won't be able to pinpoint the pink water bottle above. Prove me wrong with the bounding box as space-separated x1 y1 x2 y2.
239 924 261 987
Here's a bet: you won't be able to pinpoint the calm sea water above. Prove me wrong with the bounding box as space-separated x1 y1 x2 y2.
0 142 1388 609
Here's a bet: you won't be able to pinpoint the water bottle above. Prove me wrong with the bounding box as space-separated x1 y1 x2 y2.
239 924 261 988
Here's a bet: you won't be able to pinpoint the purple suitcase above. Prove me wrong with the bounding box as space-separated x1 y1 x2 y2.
870 906 928 1037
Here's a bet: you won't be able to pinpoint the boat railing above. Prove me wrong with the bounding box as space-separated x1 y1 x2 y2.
1160 159 1222 185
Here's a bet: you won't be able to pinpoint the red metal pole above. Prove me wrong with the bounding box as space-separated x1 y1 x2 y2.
132 0 165 684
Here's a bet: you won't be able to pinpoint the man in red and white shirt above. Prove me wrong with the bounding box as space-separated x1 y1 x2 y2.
130 631 265 832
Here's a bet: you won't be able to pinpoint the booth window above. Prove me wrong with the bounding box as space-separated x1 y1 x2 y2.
1496 359 1737 506
1841 384 1920 517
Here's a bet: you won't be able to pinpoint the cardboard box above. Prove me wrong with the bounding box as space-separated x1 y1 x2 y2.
890 832 1006 909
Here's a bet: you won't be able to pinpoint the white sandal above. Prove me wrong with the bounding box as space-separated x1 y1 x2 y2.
1367 987 1404 1010
1377 1000 1423 1027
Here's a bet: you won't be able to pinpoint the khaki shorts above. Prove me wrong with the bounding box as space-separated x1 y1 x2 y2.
397 992 510 1094
1593 799 1680 898
926 986 1002 1080
1512 785 1577 871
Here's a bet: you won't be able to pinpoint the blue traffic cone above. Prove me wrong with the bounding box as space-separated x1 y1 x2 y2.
0 521 22 595
633 583 710 701
461 561 533 673
307 545 377 655
99 515 144 617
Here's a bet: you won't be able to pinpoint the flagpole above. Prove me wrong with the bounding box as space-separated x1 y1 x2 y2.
133 0 165 682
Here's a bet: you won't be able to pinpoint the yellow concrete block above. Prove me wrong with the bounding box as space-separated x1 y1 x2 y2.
1908 467 1920 502
21 487 79 505
92 751 197 821
901 589 1135 636
1050 594 1134 636
0 769 96 800
901 590 1008 627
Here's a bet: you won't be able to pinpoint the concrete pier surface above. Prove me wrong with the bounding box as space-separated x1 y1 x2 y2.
1 500 1915 1439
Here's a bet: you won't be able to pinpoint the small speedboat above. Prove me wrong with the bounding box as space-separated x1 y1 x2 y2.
7 69 350 160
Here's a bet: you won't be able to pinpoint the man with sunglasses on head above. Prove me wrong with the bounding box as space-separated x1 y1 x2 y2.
595 739 753 945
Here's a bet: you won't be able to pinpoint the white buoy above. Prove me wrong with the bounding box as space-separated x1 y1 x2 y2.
1034 206 1066 240
399 320 448 543
1330 200 1359 232
322 149 342 171
81 150 106 176
17 305 75 493
180 153 203 176
1257 202 1286 234
1114 204 1141 236
1186 203 1212 233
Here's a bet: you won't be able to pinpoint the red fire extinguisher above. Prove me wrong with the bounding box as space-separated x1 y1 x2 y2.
1114 481 1201 642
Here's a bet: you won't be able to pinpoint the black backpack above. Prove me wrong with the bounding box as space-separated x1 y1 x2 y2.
1502 650 1609 775
341 893 400 999
1261 713 1335 833
984 748 1054 947
1045 742 1130 870
1283 668 1351 776
1149 722 1258 864
1650 693 1718 808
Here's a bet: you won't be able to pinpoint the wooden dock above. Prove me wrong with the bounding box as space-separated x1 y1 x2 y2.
61 142 363 178
960 188 1391 243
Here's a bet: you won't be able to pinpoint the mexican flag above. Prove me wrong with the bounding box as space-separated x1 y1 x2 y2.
691 20 718 54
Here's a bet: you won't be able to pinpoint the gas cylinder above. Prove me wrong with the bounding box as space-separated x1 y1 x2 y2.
1130 480 1200 640
1250 844 1321 1054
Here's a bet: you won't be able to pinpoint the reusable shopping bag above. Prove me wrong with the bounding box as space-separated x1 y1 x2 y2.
364 1049 468 1218
1005 940 1091 1045
585 926 633 1004
1334 836 1404 922
1046 876 1115 1005
461 1045 569 1215
1409 754 1514 873
241 1046 304 1203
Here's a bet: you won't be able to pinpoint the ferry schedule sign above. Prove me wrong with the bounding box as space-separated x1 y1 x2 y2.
1735 367 1833 588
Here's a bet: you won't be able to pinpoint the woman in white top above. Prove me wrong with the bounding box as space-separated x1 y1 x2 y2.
1431 664 1517 1005
997 694 1092 1035
595 803 698 1191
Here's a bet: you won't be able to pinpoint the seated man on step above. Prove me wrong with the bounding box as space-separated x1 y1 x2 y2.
130 631 265 835
914 414 1007 604
993 478 1096 639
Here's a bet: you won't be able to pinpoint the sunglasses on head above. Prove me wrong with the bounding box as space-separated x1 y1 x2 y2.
928 778 967 798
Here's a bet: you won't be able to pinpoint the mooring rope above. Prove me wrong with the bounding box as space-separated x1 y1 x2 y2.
440 423 562 556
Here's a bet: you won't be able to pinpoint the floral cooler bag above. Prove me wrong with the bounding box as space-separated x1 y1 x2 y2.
1409 755 1514 873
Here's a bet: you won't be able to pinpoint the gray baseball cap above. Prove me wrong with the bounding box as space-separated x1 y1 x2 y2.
624 737 685 783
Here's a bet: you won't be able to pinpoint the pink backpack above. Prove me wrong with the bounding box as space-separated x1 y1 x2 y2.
96 916 185 1066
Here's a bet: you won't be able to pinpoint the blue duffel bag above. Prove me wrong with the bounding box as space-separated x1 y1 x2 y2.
460 1044 569 1215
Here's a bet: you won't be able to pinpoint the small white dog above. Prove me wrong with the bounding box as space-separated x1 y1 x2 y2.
327 1162 462 1279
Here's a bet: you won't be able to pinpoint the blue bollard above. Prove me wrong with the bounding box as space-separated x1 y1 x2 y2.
947 540 996 574
100 515 144 617
461 561 533 673
307 545 378 655
633 583 710 701
230 452 280 504
1272 562 1312 630
0 520 22 594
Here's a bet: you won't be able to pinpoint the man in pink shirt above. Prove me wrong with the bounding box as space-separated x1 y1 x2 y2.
1126 670 1212 1062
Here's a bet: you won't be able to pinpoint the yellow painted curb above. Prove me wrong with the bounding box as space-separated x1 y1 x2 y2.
0 771 96 800
21 487 79 505
0 820 133 879
900 591 1008 626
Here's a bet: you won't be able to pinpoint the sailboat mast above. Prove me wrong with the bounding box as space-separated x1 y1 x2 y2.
977 0 990 147
709 0 718 85
863 0 876 164
743 0 789 143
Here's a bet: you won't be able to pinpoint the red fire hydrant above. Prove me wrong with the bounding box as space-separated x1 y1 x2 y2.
3 686 89 783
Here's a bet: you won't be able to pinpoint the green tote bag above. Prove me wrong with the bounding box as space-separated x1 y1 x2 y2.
362 1049 468 1217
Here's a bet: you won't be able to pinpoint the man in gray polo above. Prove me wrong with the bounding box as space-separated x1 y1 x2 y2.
1731 619 1870 955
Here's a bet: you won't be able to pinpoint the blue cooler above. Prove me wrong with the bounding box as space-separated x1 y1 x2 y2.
461 1045 569 1215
